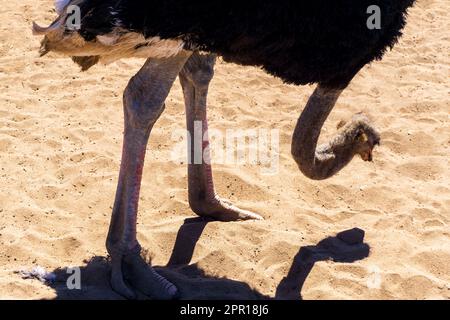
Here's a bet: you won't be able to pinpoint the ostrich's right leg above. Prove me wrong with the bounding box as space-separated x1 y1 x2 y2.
179 53 263 221
106 53 191 299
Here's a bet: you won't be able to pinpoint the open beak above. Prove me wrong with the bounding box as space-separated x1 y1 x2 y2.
361 149 373 162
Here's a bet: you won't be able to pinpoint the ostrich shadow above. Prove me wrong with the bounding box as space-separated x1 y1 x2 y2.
45 218 369 299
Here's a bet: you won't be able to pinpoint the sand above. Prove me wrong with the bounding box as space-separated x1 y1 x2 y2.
0 0 449 300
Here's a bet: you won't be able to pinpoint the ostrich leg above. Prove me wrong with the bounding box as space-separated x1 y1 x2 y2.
106 52 191 299
179 53 263 221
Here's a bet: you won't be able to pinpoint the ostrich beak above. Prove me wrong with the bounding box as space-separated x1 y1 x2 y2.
360 149 373 162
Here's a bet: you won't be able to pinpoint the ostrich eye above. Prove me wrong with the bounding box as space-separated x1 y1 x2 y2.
356 131 368 143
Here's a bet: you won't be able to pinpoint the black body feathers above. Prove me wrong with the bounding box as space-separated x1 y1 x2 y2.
73 0 416 88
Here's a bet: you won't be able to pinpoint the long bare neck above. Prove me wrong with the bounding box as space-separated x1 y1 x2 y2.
292 86 358 180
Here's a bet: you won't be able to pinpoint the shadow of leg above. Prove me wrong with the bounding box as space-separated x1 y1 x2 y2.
41 228 369 300
167 217 210 266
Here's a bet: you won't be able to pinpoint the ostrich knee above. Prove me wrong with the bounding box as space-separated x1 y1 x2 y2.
123 76 166 132
180 53 216 89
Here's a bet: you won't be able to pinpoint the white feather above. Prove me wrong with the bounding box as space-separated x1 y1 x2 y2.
55 0 71 15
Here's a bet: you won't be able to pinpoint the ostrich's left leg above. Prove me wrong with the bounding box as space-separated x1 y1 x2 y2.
179 53 263 221
107 53 191 300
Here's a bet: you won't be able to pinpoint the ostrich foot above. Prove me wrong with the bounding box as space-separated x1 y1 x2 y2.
191 196 264 222
110 251 178 300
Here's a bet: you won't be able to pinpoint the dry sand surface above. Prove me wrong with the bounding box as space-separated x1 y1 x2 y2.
0 0 449 299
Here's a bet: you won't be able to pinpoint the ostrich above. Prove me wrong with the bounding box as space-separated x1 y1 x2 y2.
33 0 416 299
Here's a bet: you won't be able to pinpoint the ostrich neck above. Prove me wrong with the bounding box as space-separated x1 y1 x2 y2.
292 85 355 180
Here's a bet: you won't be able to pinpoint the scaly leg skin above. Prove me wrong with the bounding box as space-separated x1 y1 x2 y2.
106 52 191 299
179 53 263 221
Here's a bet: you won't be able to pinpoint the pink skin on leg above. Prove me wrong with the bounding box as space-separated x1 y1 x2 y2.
203 118 216 199
125 145 145 251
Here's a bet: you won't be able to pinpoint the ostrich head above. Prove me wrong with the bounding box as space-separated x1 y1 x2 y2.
355 129 380 162
339 114 381 162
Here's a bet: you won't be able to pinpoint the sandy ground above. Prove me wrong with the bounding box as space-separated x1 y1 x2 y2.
0 0 449 300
